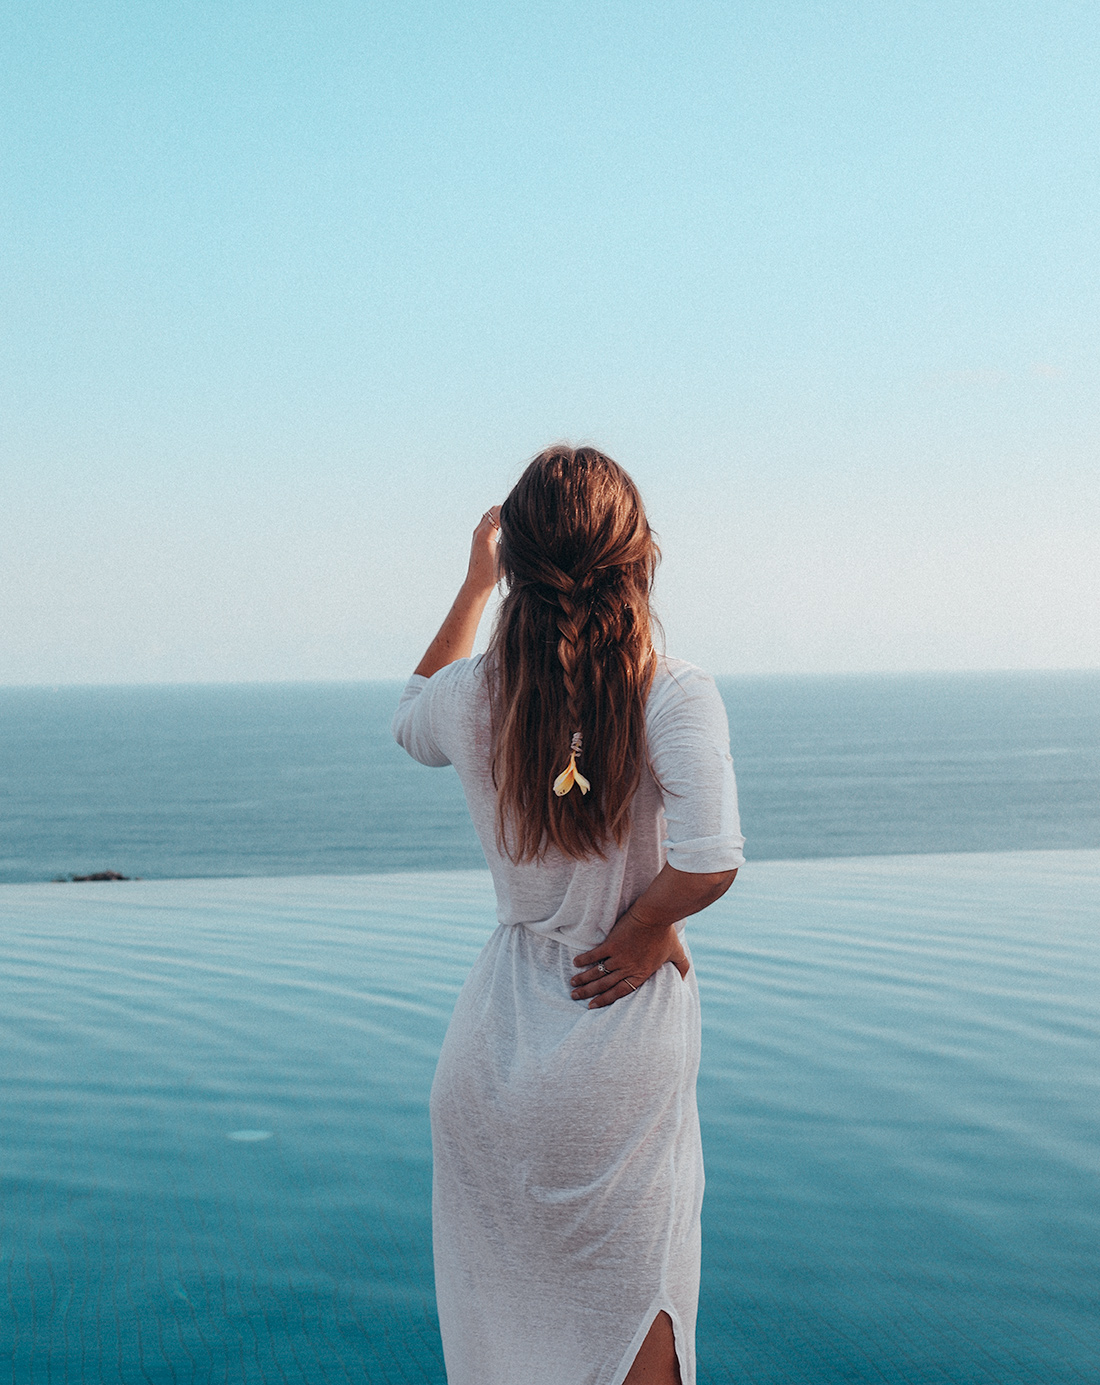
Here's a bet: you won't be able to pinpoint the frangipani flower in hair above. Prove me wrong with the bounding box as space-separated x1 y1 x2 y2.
553 731 590 797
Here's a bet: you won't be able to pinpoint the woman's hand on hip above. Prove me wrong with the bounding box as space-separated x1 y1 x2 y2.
569 863 737 1009
570 912 690 1009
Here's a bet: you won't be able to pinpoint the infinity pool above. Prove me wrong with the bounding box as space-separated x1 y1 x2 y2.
3 852 1098 1383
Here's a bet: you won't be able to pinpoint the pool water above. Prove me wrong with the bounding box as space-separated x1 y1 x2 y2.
3 852 1099 1383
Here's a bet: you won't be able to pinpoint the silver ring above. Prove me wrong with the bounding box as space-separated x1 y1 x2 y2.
623 979 638 993
483 510 499 528
596 961 609 976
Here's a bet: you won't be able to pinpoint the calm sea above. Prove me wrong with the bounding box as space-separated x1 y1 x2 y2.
2 669 1099 882
3 669 1099 1383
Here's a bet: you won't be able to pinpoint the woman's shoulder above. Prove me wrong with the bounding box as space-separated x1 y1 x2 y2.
647 654 729 732
393 656 491 765
416 655 491 724
649 654 720 702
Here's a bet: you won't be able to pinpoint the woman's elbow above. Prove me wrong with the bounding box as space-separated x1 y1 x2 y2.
704 868 738 902
685 867 738 907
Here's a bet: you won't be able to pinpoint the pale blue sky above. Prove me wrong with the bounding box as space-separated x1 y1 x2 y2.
3 0 1098 682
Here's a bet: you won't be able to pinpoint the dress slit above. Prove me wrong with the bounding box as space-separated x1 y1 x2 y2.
611 1301 686 1385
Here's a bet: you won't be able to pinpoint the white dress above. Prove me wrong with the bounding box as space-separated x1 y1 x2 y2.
393 656 745 1385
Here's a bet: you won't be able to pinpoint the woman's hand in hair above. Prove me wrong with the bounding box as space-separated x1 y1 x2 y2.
464 505 501 597
570 863 737 1009
412 505 501 678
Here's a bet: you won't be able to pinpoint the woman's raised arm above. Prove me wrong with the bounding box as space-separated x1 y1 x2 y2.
413 507 500 678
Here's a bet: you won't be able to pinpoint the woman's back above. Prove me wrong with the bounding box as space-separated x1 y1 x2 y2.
392 652 744 947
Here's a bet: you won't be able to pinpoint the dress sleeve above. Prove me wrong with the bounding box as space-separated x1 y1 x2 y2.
647 666 746 873
391 673 453 768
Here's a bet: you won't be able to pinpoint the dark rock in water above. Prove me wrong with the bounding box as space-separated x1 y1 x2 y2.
71 871 130 882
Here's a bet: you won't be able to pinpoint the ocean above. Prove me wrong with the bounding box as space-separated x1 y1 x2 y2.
2 669 1099 1383
2 669 1098 882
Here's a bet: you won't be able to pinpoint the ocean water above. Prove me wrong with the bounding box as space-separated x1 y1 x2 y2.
1 670 1099 883
3 671 1099 1382
2 855 1098 1384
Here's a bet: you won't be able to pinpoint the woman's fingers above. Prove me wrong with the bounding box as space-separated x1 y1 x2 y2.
570 965 616 998
570 964 644 1006
587 978 642 1009
569 960 610 987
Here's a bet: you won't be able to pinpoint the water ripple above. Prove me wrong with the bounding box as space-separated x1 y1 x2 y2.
1 854 1098 1382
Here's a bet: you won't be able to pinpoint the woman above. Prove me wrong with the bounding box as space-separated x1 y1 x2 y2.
392 446 744 1385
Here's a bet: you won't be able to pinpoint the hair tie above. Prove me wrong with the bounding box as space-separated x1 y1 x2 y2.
552 731 590 797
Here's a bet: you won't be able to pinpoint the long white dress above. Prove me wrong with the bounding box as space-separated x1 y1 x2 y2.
393 656 744 1385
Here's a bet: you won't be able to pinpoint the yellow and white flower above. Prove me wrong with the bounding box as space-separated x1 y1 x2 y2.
552 753 590 797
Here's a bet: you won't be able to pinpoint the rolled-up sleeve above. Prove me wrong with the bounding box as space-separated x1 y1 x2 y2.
648 667 746 873
391 674 453 767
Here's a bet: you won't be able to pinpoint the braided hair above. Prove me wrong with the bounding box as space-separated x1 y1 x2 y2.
486 446 660 862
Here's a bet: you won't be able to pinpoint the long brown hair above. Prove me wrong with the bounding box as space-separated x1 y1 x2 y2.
487 445 660 862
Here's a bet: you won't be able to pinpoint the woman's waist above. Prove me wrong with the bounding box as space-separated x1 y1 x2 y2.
495 882 656 948
474 919 699 1019
509 915 603 948
505 914 686 950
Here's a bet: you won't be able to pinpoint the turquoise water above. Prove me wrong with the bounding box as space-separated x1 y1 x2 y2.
2 671 1099 883
4 672 1099 1379
3 854 1099 1383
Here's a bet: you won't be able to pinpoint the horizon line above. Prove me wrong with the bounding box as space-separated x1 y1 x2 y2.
3 665 1099 692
